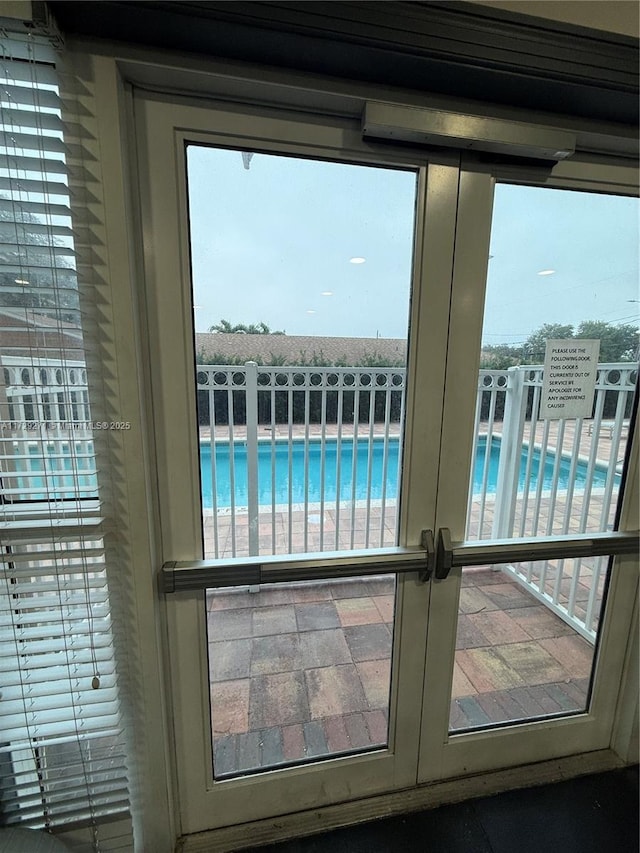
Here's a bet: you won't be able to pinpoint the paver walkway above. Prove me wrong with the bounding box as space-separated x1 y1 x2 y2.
207 567 594 777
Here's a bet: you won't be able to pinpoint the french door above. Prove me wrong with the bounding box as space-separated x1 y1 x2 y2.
134 94 638 837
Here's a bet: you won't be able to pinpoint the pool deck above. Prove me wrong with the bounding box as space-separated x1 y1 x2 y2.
199 419 627 465
207 567 596 777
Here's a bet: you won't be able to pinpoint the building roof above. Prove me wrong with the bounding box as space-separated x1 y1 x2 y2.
0 308 84 358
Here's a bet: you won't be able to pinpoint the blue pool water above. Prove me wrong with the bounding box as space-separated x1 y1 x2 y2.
19 436 614 505
200 436 614 509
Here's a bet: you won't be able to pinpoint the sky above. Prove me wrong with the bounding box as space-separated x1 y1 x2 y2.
186 146 639 346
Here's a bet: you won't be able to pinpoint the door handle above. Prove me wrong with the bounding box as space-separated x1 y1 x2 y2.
420 528 435 582
435 527 454 580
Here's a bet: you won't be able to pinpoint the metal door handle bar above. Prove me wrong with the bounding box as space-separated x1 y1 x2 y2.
162 529 435 593
434 528 639 580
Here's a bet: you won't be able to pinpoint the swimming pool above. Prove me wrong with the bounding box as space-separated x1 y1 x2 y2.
199 436 614 509
16 435 614 506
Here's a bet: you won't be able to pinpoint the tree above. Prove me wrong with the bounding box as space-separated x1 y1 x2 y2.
208 319 285 334
522 321 639 364
0 202 79 324
522 323 574 362
209 319 234 333
575 321 639 362
480 344 523 370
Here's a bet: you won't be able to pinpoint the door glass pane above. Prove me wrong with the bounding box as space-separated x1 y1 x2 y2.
208 574 395 778
452 557 607 730
452 186 638 731
186 147 416 560
186 148 416 774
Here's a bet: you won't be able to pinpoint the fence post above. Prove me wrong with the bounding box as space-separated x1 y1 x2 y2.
493 366 527 538
245 361 260 556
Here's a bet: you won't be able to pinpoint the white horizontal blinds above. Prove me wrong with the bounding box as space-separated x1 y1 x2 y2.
0 38 94 509
0 531 127 824
0 36 130 840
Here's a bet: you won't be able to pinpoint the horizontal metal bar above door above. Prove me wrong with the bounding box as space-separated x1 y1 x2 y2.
162 531 435 592
435 528 639 580
362 103 576 161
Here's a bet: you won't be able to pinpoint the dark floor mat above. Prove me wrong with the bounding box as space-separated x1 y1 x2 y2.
245 766 639 853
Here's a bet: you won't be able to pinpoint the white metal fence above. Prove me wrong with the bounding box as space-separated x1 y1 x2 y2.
196 363 406 557
2 356 635 641
0 356 97 504
467 363 635 640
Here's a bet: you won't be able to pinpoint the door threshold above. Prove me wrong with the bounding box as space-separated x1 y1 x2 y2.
177 749 624 852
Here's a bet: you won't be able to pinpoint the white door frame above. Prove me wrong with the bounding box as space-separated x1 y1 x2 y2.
419 160 639 783
134 92 639 835
135 94 468 833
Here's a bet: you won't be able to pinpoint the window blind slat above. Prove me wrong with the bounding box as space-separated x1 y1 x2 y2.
0 587 109 606
0 317 81 333
0 673 118 700
8 753 129 786
2 544 106 562
2 574 108 591
0 671 116 689
0 276 76 294
0 600 110 626
0 630 116 657
0 130 66 152
0 701 122 728
0 617 114 644
0 517 102 529
2 536 102 549
2 700 122 726
0 241 76 258
6 776 130 806
0 83 61 109
0 623 114 645
0 686 119 720
0 691 119 715
0 107 64 132
0 197 71 217
3 789 130 820
0 648 118 677
0 175 69 195
1 158 67 179
0 217 72 236
1 723 123 748
3 787 130 822
4 798 131 827
6 788 130 819
0 727 124 755
0 545 104 563
0 60 57 86
3 800 130 828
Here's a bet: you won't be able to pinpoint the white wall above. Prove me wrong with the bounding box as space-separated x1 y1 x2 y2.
470 1 639 37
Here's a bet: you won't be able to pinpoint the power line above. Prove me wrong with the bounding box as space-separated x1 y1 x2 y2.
607 314 640 325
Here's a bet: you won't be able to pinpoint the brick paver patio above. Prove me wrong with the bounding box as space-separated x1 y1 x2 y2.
207 567 595 777
451 567 593 729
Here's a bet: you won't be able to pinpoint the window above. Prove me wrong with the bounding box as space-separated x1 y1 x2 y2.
0 37 131 840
